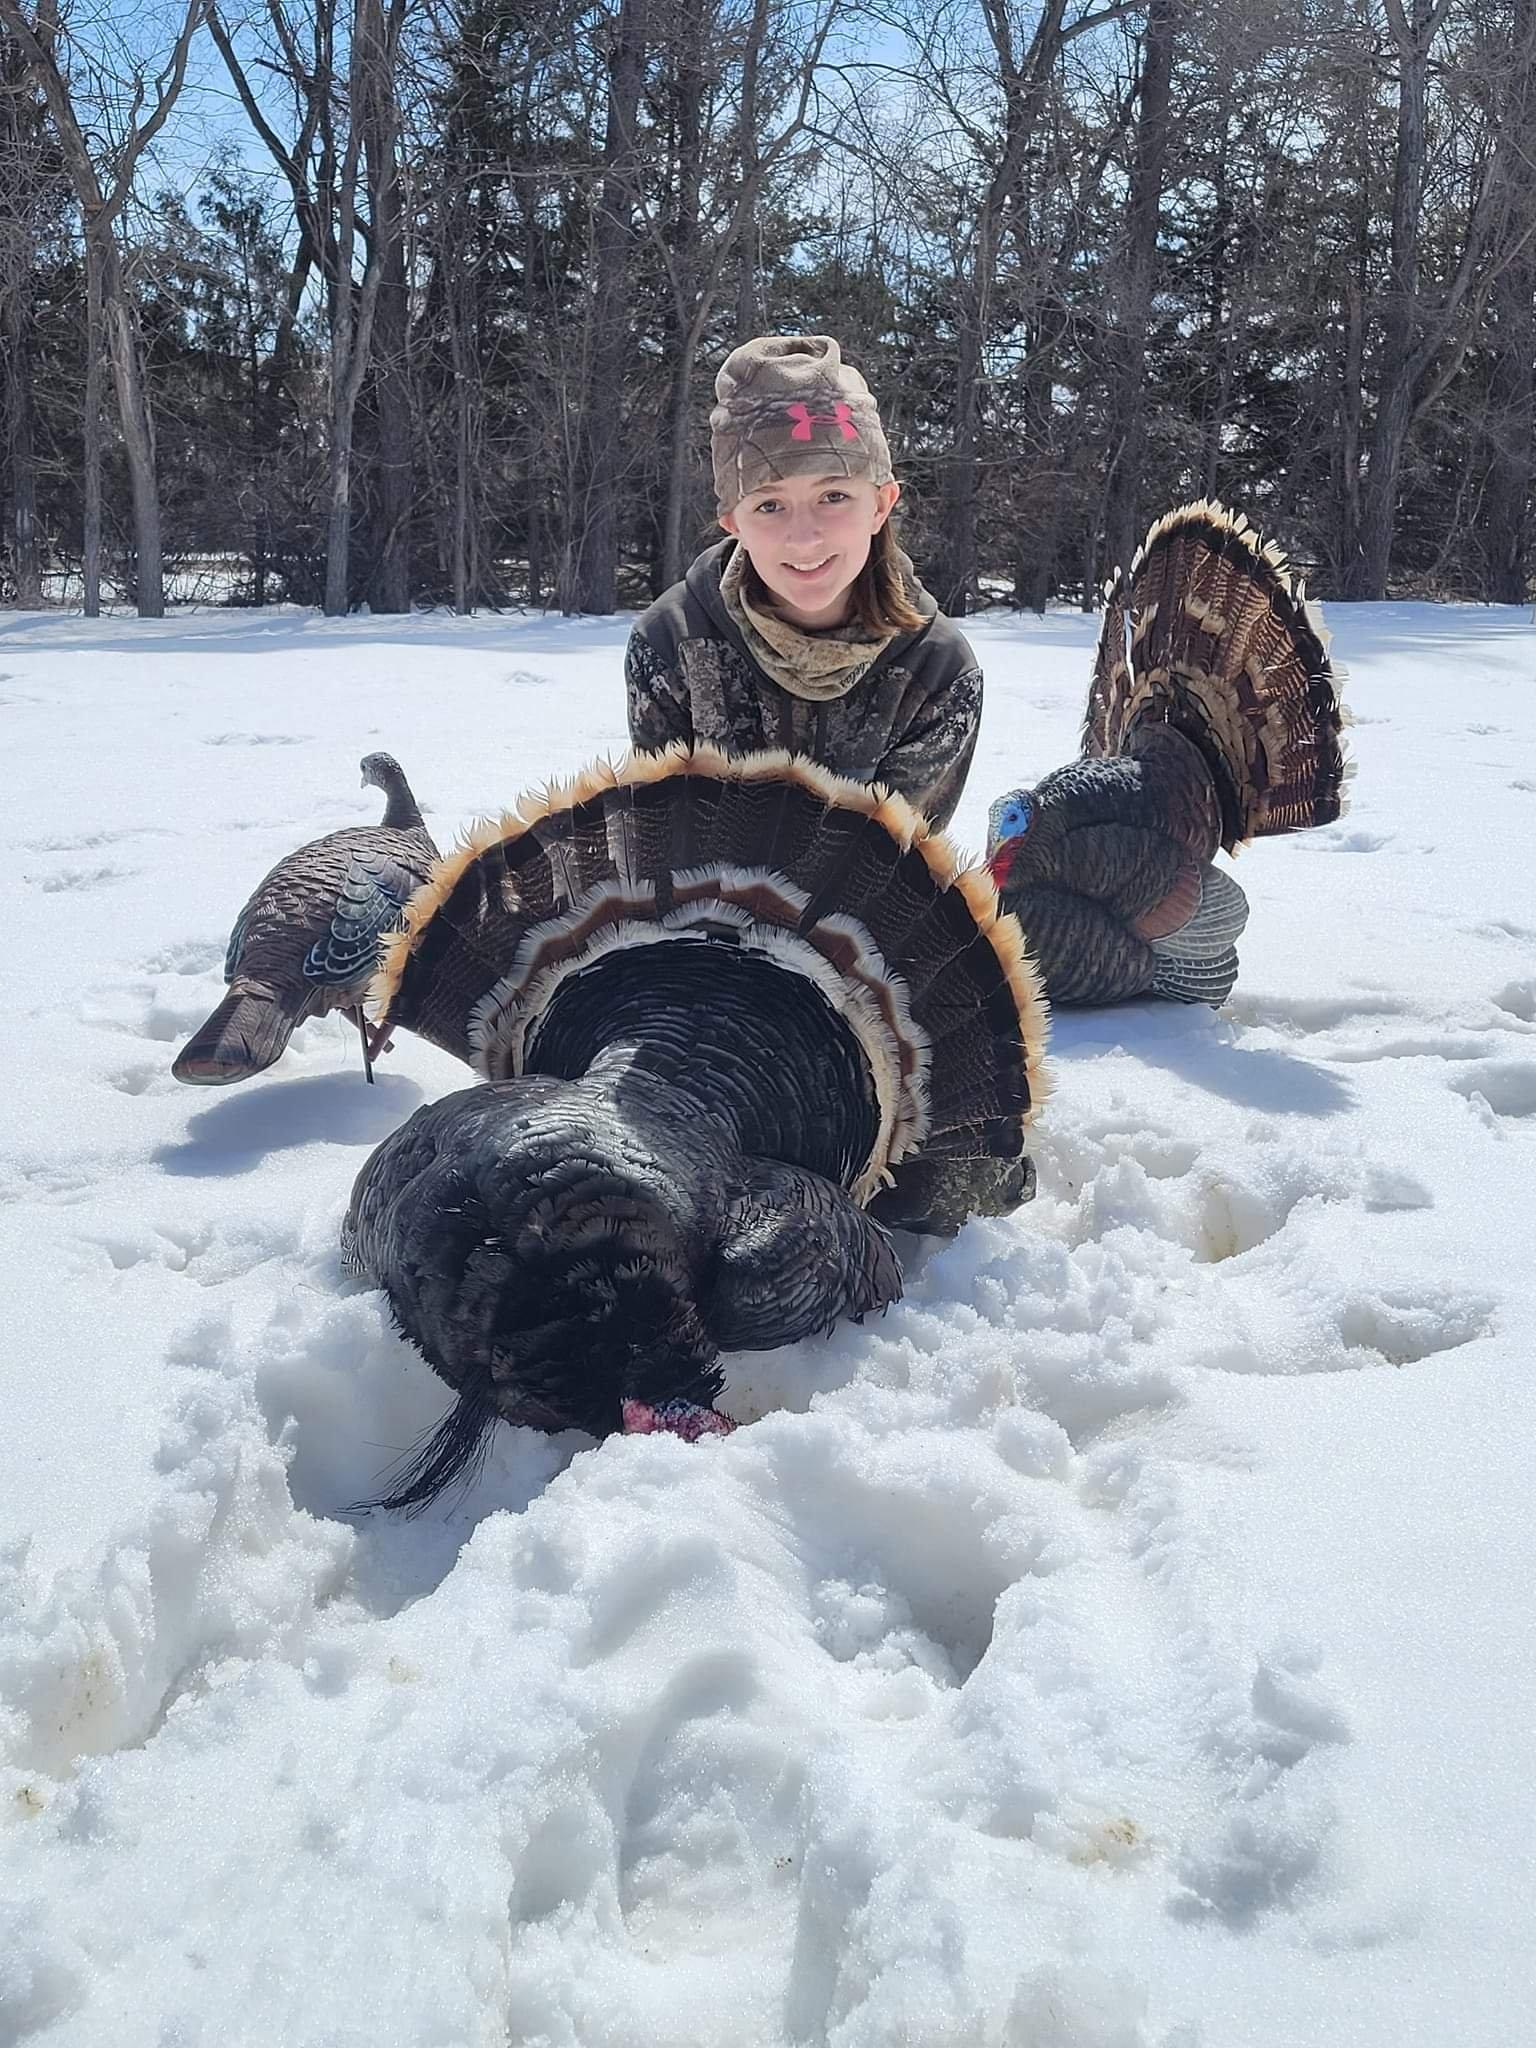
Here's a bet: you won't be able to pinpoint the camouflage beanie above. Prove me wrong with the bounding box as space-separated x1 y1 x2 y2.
710 334 894 512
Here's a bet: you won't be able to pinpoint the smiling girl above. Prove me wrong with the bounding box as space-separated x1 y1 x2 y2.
625 335 982 830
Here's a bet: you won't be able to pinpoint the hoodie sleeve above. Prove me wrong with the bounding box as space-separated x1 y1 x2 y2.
625 625 695 755
874 657 982 830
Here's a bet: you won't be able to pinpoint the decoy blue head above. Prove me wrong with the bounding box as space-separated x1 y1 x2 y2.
988 791 1033 844
985 790 1033 886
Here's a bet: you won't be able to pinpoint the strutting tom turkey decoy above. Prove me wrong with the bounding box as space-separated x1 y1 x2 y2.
343 745 1049 1509
987 501 1349 1007
172 752 438 1086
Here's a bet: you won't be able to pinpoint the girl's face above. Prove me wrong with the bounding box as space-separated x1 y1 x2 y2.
721 474 902 628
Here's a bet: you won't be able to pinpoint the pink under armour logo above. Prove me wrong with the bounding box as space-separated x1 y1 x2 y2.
786 401 859 442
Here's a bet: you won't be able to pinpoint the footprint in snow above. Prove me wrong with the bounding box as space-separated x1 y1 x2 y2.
106 1061 176 1098
0 1159 94 1206
1170 1643 1350 1928
202 731 311 747
1336 1288 1494 1367
1450 1061 1536 1120
31 862 139 893
79 979 214 1044
1296 825 1394 854
141 938 226 976
1226 991 1402 1039
1473 916 1536 945
1325 1030 1497 1064
782 1434 1065 1690
23 826 167 854
70 1217 300 1284
1493 981 1536 1025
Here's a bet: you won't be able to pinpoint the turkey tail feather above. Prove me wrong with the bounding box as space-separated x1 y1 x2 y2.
172 984 307 1084
1084 499 1348 849
373 747 1049 1202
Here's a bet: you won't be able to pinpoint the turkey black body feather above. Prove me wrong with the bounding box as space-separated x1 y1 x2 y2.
346 747 1048 1509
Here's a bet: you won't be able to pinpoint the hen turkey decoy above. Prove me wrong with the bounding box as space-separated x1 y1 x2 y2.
344 745 1048 1509
172 752 438 1086
987 501 1348 1007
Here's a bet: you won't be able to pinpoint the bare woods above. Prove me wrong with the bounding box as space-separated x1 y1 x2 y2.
1 0 1532 618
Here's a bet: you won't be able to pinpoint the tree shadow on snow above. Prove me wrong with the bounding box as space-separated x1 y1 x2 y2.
153 1070 424 1176
1051 1004 1354 1118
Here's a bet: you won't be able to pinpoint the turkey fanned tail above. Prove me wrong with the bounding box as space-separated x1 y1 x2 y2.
991 499 1345 1008
1085 498 1348 848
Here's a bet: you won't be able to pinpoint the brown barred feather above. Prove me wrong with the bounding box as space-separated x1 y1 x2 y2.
373 748 1049 1204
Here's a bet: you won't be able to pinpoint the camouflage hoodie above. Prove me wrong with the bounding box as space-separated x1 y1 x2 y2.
624 540 982 830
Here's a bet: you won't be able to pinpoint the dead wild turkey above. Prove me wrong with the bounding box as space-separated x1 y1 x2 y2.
344 746 1048 1509
172 752 438 1086
987 501 1348 1006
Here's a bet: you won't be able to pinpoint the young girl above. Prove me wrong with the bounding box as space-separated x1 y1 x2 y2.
625 334 981 831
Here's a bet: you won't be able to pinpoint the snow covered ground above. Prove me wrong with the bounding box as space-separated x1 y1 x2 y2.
1 598 1532 2048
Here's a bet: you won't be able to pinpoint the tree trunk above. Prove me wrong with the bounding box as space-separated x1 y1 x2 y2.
324 254 381 617
447 200 480 614
1336 277 1365 588
935 271 984 614
734 0 764 337
659 340 702 591
449 368 472 615
91 221 164 615
323 0 384 617
324 264 380 616
82 245 103 616
1 241 42 607
1349 4 1433 599
561 0 649 615
1101 0 1179 582
362 0 410 612
1480 0 1536 603
0 35 42 606
0 0 202 619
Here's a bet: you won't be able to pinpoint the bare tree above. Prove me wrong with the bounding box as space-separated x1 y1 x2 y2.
882 0 1140 613
1347 0 1536 596
642 0 839 591
209 0 407 615
559 0 651 613
1479 0 1536 602
1099 0 1178 581
0 0 204 616
358 0 408 609
0 29 45 603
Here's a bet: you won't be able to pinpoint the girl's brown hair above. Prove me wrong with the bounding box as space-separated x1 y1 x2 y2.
849 519 928 635
744 518 928 638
